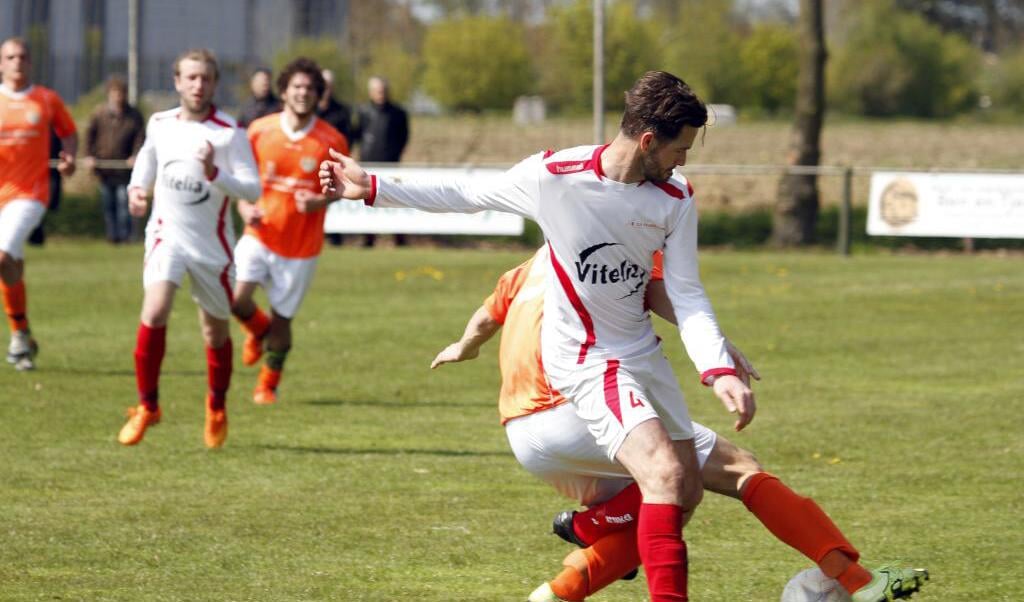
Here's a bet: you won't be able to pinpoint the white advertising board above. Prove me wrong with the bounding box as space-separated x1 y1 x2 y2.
323 166 524 235
867 171 1024 238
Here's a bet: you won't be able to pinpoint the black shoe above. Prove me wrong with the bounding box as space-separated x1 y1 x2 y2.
552 510 638 581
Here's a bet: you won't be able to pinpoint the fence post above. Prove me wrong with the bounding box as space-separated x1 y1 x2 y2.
837 166 853 256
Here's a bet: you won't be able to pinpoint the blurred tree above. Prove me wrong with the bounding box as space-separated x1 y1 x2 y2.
988 46 1024 111
421 15 533 111
540 0 662 112
772 0 826 246
893 0 1024 52
656 0 749 106
829 0 981 117
361 40 421 103
739 23 799 114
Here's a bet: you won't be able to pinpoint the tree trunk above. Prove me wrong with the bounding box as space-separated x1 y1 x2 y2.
772 0 826 246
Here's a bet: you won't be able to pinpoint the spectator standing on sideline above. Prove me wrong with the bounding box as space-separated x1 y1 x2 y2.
0 37 77 371
317 69 353 141
354 76 408 247
317 69 353 247
84 76 145 244
237 68 280 128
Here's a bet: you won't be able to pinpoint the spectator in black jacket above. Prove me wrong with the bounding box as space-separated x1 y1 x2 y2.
237 68 281 128
317 69 353 141
354 76 409 246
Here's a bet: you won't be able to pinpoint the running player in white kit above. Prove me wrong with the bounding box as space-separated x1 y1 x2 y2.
320 71 753 602
118 48 260 448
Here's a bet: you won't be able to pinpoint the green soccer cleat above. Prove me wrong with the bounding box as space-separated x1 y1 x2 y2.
852 564 929 601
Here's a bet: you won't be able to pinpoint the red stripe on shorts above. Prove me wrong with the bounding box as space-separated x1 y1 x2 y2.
603 359 623 424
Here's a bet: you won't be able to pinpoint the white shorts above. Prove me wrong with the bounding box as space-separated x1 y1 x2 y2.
143 237 234 320
0 200 46 259
505 402 717 506
234 235 318 319
545 346 694 462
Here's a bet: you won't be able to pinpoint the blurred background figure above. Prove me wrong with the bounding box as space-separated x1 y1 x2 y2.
83 76 145 244
26 129 62 247
237 68 280 128
354 76 409 247
318 69 353 247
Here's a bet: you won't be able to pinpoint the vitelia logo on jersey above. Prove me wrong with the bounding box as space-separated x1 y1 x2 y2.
574 242 647 299
160 159 210 205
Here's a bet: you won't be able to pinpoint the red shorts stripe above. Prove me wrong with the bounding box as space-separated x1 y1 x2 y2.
548 243 596 364
603 359 623 424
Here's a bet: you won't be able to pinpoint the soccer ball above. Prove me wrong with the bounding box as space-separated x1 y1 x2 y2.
780 568 852 602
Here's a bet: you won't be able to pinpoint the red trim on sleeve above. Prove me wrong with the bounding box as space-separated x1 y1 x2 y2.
652 180 685 199
701 367 738 386
365 174 378 206
204 106 234 129
589 144 609 180
548 243 596 364
207 166 219 182
603 359 623 424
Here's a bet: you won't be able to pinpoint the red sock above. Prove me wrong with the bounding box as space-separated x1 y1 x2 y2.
206 338 232 411
573 483 642 545
637 503 688 602
1 279 28 332
240 307 270 339
134 323 166 411
742 472 870 593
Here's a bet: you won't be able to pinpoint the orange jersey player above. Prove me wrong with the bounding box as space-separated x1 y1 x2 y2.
0 37 77 371
231 57 349 405
433 248 929 602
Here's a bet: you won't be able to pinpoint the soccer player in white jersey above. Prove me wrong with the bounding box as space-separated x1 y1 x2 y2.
321 71 753 601
118 48 260 448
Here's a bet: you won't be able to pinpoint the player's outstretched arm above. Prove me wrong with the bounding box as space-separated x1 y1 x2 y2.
319 148 372 201
430 306 502 369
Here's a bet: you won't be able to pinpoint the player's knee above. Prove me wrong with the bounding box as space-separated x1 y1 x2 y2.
733 446 763 476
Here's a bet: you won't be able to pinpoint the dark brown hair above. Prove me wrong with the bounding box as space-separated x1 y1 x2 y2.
620 71 707 141
106 75 127 94
276 57 326 100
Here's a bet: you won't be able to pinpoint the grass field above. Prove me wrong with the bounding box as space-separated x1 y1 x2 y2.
1 241 1021 601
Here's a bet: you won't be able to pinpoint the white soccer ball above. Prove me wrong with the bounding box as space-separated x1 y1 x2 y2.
780 568 852 602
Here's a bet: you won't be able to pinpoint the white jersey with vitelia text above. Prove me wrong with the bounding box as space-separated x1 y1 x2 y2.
365 144 735 384
129 106 260 263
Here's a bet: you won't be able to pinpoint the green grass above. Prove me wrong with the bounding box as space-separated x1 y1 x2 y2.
1 241 1021 601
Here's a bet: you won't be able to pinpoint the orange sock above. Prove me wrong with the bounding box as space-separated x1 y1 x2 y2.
240 306 270 339
742 472 870 593
550 527 641 601
1 279 28 332
258 364 281 390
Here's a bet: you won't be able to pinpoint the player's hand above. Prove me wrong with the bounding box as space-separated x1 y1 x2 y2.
430 342 480 369
236 200 264 226
725 339 761 387
319 148 371 201
294 188 329 213
57 151 76 177
128 187 149 217
196 141 216 180
712 374 756 431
